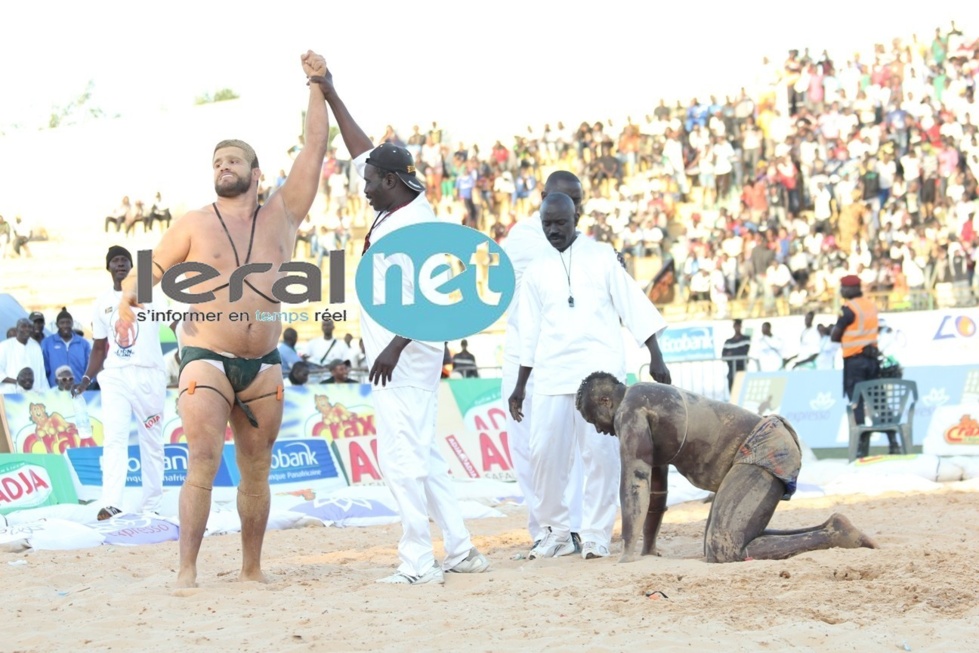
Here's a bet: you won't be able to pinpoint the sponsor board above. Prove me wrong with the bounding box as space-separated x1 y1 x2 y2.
67 443 236 488
2 390 104 454
0 454 78 515
658 325 717 362
923 405 979 456
66 439 340 489
737 365 979 451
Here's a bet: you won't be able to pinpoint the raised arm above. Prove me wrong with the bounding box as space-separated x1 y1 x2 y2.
310 68 374 158
274 50 331 227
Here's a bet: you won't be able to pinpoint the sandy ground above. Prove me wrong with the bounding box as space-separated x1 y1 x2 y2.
2 486 977 653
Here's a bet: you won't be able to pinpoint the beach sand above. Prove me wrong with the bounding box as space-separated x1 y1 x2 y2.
3 486 977 652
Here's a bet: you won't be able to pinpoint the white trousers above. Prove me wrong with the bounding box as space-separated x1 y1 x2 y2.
530 393 620 548
98 366 166 512
502 366 583 543
373 386 473 576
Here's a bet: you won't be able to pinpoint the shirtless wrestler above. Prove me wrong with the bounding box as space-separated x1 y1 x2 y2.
117 50 331 588
575 372 878 563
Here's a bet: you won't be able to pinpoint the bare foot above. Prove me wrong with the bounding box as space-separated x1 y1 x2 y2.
171 587 201 597
828 513 879 550
175 568 198 589
239 569 270 584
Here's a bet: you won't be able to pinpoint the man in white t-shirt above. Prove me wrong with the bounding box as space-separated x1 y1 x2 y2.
74 246 168 520
752 322 787 372
301 315 353 372
314 66 489 586
508 193 671 561
788 311 821 369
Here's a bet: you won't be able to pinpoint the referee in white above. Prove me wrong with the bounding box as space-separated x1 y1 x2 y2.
74 246 168 520
508 193 670 560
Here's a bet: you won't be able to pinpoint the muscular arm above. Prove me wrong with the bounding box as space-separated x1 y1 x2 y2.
275 54 330 227
641 463 669 556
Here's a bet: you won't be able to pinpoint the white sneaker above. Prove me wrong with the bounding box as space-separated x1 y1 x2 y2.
528 528 576 559
446 547 490 574
376 563 445 585
581 542 610 560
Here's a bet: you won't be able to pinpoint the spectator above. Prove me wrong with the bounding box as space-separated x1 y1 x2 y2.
278 327 304 375
753 321 787 372
0 318 49 392
41 307 91 388
324 359 356 384
287 361 310 387
28 311 46 344
451 339 479 378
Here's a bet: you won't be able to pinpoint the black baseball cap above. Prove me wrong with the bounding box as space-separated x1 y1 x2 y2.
366 143 425 193
28 311 44 322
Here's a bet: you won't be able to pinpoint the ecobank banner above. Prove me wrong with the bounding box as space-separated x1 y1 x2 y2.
1 380 517 492
737 365 979 450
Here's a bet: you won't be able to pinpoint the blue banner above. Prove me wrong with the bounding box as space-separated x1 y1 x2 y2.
66 438 339 488
267 439 337 484
737 365 979 449
659 324 716 362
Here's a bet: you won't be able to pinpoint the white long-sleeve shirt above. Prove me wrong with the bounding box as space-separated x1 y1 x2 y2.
518 236 667 395
502 214 549 368
0 337 49 392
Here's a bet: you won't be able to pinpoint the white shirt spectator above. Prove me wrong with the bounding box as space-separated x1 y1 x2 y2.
753 334 785 372
0 336 49 393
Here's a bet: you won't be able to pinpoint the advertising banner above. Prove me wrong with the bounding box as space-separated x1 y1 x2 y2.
444 379 514 481
657 323 717 362
737 365 979 451
0 454 79 515
2 390 104 455
923 407 979 456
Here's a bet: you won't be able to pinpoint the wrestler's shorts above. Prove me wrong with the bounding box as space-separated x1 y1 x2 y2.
179 346 281 392
733 415 802 500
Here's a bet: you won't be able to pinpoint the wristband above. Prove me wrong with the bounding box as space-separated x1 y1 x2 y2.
82 375 92 383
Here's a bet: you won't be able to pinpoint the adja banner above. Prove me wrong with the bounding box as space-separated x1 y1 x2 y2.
0 454 78 515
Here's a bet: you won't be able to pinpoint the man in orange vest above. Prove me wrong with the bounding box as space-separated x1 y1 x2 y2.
830 274 885 458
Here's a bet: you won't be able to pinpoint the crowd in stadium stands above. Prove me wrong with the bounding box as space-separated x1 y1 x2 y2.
4 23 979 393
101 192 172 235
304 22 978 317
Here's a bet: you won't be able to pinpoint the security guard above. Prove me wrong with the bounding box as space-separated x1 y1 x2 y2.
831 274 886 457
